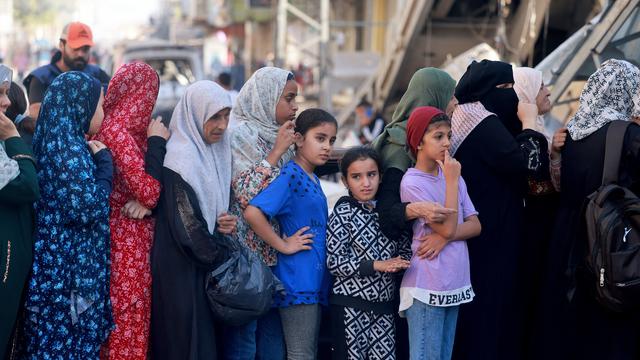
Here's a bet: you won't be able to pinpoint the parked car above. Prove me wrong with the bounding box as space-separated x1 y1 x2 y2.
105 39 204 123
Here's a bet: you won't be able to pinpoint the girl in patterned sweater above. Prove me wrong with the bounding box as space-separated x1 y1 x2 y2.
326 146 411 360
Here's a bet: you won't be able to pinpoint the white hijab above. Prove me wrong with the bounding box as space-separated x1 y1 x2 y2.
230 67 293 177
0 64 18 190
513 67 547 140
566 59 640 141
164 81 232 233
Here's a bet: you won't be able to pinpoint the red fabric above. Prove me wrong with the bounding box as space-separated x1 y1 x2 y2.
94 62 159 360
406 106 445 156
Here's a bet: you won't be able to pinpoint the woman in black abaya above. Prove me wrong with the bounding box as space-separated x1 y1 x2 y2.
449 60 549 360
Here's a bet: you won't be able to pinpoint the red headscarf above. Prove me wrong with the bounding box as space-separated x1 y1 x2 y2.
406 106 445 156
101 62 160 149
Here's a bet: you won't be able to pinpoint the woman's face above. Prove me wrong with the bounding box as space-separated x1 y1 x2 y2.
275 80 299 125
203 107 231 144
536 82 552 115
87 89 105 135
445 95 458 118
0 82 11 114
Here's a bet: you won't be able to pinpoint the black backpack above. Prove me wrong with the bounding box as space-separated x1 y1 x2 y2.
584 120 640 312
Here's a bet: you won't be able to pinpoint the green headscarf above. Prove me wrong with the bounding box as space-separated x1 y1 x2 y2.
372 67 456 172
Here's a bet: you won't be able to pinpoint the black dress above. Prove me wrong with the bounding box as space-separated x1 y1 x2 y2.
151 168 233 360
452 116 548 360
536 122 640 360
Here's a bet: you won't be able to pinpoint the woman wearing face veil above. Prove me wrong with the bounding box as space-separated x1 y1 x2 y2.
449 60 549 360
150 81 235 360
537 59 640 360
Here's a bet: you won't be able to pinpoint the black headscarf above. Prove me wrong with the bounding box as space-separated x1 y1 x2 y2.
455 60 521 136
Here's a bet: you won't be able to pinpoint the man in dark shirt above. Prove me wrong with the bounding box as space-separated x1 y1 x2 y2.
22 22 110 130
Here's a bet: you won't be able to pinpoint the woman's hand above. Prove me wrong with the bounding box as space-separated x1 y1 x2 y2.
517 102 538 130
0 112 19 140
147 117 170 140
281 226 314 255
407 202 456 223
216 212 238 234
374 256 411 273
417 232 449 260
87 140 108 154
551 127 567 160
122 199 152 219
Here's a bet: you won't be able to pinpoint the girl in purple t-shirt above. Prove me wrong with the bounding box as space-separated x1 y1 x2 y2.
399 106 481 360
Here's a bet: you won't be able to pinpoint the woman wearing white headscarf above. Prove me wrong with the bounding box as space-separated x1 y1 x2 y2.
537 59 640 360
224 67 299 359
0 65 39 358
150 80 236 360
512 67 561 355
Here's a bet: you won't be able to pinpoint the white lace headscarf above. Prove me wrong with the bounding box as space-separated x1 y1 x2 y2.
164 80 232 233
230 67 293 177
566 59 640 141
0 64 18 190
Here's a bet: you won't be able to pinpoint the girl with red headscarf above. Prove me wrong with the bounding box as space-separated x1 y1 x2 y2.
94 62 170 360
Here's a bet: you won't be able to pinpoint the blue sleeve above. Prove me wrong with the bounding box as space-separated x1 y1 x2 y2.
249 171 292 218
92 148 114 194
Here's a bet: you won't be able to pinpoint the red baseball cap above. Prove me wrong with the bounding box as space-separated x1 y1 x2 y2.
61 22 94 49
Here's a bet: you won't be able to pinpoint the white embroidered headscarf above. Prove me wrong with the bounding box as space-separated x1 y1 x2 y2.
0 64 19 190
513 67 549 141
164 80 232 233
230 67 293 177
566 59 640 141
450 102 495 155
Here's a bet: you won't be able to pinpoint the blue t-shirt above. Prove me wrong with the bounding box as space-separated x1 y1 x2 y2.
250 160 330 307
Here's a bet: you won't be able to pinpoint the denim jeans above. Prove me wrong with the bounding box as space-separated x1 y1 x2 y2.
406 300 459 360
222 308 285 360
279 304 321 360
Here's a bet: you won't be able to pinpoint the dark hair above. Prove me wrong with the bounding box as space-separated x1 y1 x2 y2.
287 72 295 81
340 146 381 177
294 108 338 136
357 99 372 108
428 113 451 129
217 72 232 87
6 82 27 122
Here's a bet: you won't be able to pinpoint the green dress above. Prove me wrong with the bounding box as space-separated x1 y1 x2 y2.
0 136 39 357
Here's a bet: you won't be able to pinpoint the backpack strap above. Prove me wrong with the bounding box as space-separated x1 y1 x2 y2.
602 121 631 185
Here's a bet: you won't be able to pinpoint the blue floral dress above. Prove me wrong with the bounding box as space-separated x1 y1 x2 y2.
22 72 114 359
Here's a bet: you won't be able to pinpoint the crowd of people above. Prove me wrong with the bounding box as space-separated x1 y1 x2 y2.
1 21 640 360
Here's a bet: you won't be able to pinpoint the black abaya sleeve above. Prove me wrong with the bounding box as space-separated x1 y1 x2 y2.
164 170 234 269
376 167 411 241
476 116 549 182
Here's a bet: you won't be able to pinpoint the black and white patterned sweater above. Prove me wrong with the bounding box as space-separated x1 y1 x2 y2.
326 196 411 313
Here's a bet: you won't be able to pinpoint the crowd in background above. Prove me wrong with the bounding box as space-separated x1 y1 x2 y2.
2 21 640 360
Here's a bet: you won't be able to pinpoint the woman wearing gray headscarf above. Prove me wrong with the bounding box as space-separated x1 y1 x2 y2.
0 65 40 358
150 80 236 360
537 59 640 360
224 67 299 359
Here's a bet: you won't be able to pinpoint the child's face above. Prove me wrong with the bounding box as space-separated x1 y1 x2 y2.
418 122 452 162
275 80 299 125
342 158 380 202
295 122 337 167
202 107 230 144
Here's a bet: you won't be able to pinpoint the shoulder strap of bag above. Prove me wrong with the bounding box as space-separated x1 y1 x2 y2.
602 121 631 185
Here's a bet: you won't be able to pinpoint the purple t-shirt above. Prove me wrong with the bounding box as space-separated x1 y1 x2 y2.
399 167 478 310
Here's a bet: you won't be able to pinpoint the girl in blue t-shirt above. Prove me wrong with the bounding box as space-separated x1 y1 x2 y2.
244 108 338 359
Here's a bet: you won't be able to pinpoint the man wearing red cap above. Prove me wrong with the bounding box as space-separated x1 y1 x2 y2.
22 22 110 124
